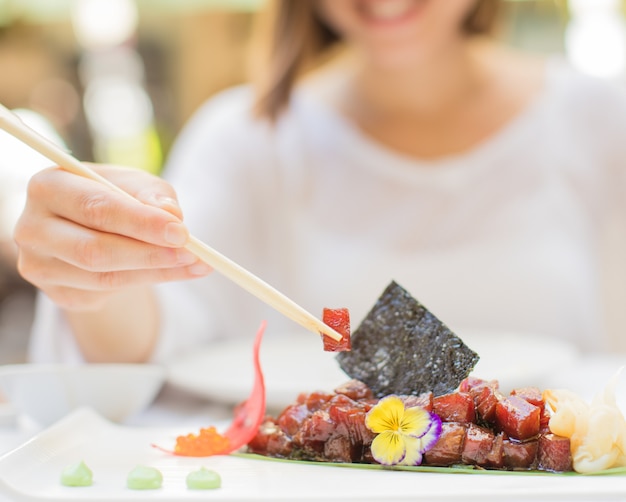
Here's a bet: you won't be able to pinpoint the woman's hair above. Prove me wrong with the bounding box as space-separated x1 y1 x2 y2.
251 0 501 121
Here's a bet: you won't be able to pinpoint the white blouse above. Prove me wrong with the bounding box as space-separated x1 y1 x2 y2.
29 58 626 363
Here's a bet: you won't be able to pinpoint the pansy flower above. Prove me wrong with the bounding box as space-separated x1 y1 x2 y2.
365 395 442 466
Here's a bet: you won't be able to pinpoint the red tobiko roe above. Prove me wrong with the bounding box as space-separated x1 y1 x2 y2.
322 308 351 352
157 321 267 457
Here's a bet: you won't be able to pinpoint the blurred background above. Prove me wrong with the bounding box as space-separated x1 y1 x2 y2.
0 0 625 363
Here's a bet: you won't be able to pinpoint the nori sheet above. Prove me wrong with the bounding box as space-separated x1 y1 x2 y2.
336 281 479 397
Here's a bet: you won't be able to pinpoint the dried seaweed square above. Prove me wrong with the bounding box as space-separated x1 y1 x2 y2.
336 281 479 397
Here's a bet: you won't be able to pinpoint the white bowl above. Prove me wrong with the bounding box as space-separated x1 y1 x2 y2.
0 364 165 426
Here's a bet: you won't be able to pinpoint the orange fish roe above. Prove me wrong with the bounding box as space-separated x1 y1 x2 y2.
155 322 268 458
174 427 231 457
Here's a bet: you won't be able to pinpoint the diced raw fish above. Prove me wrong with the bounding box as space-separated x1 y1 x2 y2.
537 434 573 472
433 392 476 423
495 395 541 441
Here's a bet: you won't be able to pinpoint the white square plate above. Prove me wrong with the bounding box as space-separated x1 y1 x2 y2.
0 408 624 501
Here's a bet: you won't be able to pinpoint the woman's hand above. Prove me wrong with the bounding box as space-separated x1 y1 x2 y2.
14 164 212 362
14 164 212 312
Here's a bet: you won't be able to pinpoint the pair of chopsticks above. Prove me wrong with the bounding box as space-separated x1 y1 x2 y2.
0 103 342 342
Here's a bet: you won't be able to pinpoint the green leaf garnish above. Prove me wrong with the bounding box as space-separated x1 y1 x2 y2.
234 453 626 476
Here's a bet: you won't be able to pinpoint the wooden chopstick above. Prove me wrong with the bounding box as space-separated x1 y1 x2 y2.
0 103 343 342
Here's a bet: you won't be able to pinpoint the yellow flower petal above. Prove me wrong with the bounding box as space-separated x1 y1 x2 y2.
398 435 424 466
400 406 432 436
371 430 406 465
365 396 405 434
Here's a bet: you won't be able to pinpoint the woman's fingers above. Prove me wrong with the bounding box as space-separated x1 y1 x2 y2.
28 255 210 292
22 216 197 272
27 166 188 248
33 261 210 311
14 164 213 312
95 164 185 220
17 221 212 297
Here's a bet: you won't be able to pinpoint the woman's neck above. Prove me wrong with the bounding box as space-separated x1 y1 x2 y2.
345 38 490 119
309 39 545 160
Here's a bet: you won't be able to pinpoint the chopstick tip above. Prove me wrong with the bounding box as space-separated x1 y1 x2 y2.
320 325 343 342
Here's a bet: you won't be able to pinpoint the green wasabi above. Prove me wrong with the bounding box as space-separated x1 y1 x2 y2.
60 460 93 487
126 465 163 490
186 467 221 490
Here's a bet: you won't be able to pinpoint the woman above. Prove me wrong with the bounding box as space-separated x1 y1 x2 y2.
15 0 626 363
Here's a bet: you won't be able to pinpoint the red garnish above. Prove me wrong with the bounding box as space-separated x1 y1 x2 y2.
321 307 351 352
156 321 267 457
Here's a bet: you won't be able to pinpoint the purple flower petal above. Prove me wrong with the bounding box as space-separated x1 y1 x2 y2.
419 413 443 453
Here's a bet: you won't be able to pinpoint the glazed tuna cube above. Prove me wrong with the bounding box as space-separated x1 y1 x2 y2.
495 395 541 441
539 410 551 431
248 418 293 457
459 376 499 393
265 429 294 457
297 409 335 442
324 435 354 463
502 439 538 469
433 392 476 423
511 387 549 430
401 392 434 412
537 434 573 472
328 403 375 445
304 391 334 412
510 387 544 408
322 307 351 352
277 404 310 436
486 433 505 468
473 385 501 425
247 418 275 454
334 379 373 401
462 424 496 466
328 393 357 408
423 422 467 466
300 439 326 457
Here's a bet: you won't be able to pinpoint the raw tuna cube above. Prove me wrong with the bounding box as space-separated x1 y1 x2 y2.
495 395 541 441
473 385 501 425
486 433 505 468
462 424 496 466
303 391 334 412
277 404 310 436
296 409 335 442
322 308 351 352
324 435 354 463
265 429 294 457
401 392 434 412
502 439 538 470
537 433 573 472
248 418 294 457
433 391 476 423
423 422 467 466
328 403 375 445
511 387 549 430
459 376 499 393
510 386 544 408
334 379 373 401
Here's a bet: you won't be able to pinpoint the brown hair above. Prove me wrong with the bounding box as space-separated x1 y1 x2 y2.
251 0 501 121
